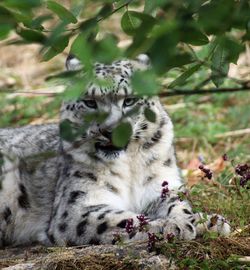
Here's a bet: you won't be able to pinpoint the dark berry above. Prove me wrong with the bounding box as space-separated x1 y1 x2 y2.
222 154 228 161
136 214 149 232
162 181 168 187
125 218 134 234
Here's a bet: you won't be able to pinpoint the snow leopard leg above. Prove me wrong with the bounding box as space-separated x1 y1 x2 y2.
193 212 230 236
144 192 197 240
144 192 230 238
46 199 199 247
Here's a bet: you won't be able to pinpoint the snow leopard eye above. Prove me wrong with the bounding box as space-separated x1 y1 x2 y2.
123 97 138 107
82 99 97 109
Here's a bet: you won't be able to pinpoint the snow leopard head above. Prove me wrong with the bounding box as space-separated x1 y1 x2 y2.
60 55 173 159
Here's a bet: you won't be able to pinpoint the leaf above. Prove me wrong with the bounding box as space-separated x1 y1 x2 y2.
210 36 243 87
17 28 46 43
197 0 235 35
168 63 202 88
0 24 12 40
3 0 42 9
97 4 113 18
59 120 76 142
112 122 132 148
144 107 156 123
121 11 156 36
84 112 108 124
79 18 98 33
47 1 77 24
181 26 209 46
131 70 160 96
63 79 87 100
42 34 69 61
0 6 15 25
71 33 93 69
31 15 53 30
92 34 121 63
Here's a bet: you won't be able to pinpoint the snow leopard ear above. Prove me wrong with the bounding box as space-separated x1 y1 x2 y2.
65 54 83 71
131 54 151 71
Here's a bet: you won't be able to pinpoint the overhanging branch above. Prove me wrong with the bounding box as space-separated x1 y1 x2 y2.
159 86 250 97
1 86 250 97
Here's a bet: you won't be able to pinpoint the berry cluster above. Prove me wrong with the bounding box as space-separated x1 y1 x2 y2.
161 180 169 201
235 163 250 187
147 232 158 252
137 214 149 232
222 153 228 161
199 164 213 180
166 232 175 243
121 181 176 252
125 218 134 234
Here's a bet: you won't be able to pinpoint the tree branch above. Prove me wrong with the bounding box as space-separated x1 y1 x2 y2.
1 86 250 97
159 86 250 97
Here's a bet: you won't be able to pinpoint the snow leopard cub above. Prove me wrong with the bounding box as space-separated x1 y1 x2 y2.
0 55 230 247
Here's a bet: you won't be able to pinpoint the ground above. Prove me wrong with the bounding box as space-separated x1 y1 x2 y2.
0 3 250 269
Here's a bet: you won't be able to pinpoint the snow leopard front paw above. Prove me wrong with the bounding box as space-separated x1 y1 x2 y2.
161 217 196 240
194 213 231 236
132 218 196 241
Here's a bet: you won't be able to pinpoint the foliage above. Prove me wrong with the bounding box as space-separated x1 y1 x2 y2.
0 0 249 84
0 0 249 145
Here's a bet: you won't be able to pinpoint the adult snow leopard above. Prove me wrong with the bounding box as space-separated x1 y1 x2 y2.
0 54 230 247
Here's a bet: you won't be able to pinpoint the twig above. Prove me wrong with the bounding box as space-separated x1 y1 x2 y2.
237 257 250 265
215 128 250 138
1 85 250 97
159 86 250 97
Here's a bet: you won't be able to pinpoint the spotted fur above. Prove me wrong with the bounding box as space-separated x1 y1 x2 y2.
0 55 230 247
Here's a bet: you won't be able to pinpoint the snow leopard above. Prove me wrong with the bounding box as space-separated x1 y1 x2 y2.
0 54 230 247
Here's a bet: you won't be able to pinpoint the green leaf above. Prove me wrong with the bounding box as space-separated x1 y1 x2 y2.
112 122 132 148
144 0 168 14
121 11 141 35
198 0 235 35
1 0 42 10
144 107 156 123
63 79 87 100
71 33 93 69
42 34 69 61
47 1 77 24
84 112 109 124
168 63 202 88
181 26 209 46
59 120 76 142
210 37 243 87
131 70 160 96
0 6 15 25
79 18 98 33
97 4 113 18
0 24 12 40
121 11 156 36
31 15 53 30
92 34 121 63
211 43 229 87
17 28 46 43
